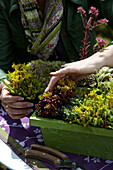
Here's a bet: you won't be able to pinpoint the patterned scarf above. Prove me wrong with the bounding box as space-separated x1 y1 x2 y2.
18 0 63 60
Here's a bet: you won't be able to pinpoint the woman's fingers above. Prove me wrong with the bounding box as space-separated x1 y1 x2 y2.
45 66 78 92
50 67 70 76
2 102 33 119
45 76 60 92
6 101 34 109
0 86 35 119
0 84 35 119
1 94 24 103
45 73 65 92
45 65 79 92
0 87 24 103
50 64 80 76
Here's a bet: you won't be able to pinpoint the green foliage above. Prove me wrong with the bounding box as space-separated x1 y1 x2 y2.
2 60 65 100
35 78 77 118
95 24 113 43
62 67 113 129
2 59 113 129
5 59 113 129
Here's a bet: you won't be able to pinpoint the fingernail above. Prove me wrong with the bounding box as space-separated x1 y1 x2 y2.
26 109 33 114
50 72 54 74
18 97 24 101
27 103 34 107
61 65 64 68
45 87 48 92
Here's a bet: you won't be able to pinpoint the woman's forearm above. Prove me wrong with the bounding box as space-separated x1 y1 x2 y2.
82 45 113 74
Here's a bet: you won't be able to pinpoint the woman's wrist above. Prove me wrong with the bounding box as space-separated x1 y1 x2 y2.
84 46 112 74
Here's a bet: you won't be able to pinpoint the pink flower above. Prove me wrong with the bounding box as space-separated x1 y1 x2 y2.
96 37 108 48
77 7 86 17
78 6 109 59
89 6 99 18
97 18 109 25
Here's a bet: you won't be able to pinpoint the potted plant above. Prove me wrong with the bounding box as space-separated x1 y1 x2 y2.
30 66 113 160
30 6 113 160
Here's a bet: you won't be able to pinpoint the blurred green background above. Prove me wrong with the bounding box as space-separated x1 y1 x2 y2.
95 24 113 44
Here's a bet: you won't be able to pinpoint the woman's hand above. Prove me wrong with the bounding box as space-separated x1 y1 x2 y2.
45 45 113 92
0 86 34 119
45 60 94 92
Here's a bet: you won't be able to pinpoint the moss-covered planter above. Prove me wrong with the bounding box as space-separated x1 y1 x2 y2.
30 113 113 160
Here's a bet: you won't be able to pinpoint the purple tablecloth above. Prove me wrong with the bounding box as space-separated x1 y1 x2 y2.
0 106 113 170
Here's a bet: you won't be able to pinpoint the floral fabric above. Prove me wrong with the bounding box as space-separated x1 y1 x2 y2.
18 0 63 60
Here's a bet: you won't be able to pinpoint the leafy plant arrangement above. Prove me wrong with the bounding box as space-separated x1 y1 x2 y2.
35 78 76 118
34 66 113 129
62 67 113 129
2 6 112 129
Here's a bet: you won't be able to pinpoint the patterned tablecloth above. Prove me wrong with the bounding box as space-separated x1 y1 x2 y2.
0 106 113 170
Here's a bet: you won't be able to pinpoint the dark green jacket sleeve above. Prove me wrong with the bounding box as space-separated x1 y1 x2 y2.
0 0 35 82
0 8 15 81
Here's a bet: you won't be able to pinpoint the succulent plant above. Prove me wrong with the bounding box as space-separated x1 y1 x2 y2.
61 67 113 129
34 78 77 118
2 60 65 101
